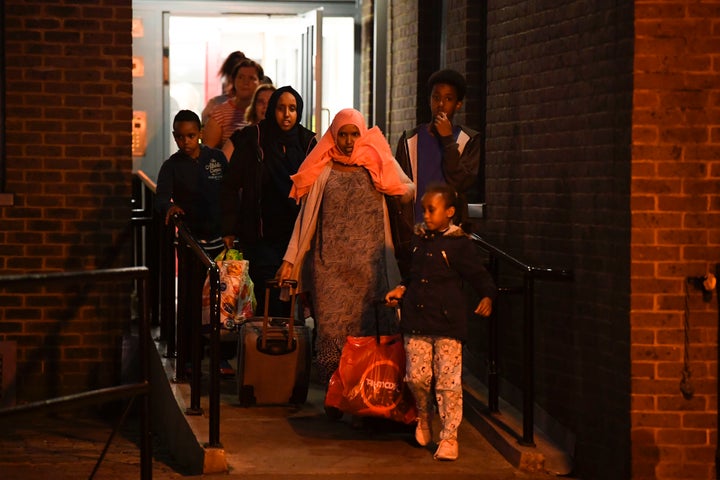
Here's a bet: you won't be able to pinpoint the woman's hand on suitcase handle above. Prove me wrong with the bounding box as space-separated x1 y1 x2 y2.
384 285 406 307
276 260 294 285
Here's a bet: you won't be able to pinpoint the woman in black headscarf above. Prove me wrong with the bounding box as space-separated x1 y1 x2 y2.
220 86 317 316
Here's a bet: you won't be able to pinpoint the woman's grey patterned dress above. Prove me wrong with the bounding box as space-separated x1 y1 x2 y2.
306 165 398 385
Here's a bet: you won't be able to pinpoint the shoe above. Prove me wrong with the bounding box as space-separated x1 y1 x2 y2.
324 406 343 421
434 439 458 461
415 419 432 446
350 415 365 430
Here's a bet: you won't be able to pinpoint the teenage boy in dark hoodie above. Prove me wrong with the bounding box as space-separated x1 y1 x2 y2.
390 69 483 276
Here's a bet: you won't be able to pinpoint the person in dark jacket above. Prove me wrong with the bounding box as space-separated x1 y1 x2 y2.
389 69 483 276
156 109 228 243
385 183 496 462
155 109 228 369
220 86 317 316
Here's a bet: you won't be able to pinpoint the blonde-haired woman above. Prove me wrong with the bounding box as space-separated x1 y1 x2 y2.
221 83 276 161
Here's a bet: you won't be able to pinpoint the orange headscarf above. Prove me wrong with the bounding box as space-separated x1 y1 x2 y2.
289 108 410 201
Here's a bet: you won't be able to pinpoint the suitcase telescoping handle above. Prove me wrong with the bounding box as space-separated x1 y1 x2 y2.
261 279 298 351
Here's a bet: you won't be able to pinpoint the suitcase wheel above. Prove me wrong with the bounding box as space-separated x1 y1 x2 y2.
239 385 256 407
289 385 309 405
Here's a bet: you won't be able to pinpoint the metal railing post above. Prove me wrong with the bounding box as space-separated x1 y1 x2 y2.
188 252 203 414
139 267 153 479
207 263 222 447
470 234 572 447
520 271 536 446
175 242 189 384
487 255 500 413
160 223 176 356
131 172 160 331
172 217 225 446
135 172 225 448
146 183 160 328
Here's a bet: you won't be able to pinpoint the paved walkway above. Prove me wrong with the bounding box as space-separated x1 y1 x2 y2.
176 378 557 479
0 384 559 479
0 338 568 480
0 405 557 480
0 412 185 479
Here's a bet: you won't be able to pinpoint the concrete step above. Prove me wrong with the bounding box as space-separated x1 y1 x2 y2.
462 372 574 476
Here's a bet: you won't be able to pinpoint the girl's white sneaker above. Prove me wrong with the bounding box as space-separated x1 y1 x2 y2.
433 439 458 461
414 419 432 446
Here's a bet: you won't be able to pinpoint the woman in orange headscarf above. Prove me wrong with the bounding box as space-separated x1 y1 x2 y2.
277 108 414 400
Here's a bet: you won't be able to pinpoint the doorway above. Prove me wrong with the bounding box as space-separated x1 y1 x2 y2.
132 2 358 179
169 13 356 130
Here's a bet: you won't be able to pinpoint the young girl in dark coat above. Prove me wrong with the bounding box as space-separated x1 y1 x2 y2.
385 183 496 461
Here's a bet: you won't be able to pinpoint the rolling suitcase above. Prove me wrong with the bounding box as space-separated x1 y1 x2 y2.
236 279 311 406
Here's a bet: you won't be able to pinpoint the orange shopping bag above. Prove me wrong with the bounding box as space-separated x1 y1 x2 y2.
324 333 417 424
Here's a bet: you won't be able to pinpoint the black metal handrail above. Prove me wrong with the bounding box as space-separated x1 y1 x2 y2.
470 233 573 446
131 171 574 451
171 215 223 448
131 172 161 332
131 171 224 448
0 267 153 480
131 172 176 354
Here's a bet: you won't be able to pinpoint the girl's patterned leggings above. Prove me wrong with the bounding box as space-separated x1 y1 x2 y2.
404 335 463 441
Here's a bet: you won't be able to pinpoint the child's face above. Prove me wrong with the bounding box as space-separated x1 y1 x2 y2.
254 89 273 122
275 92 298 132
172 121 201 158
335 124 361 156
421 192 455 231
430 83 462 122
234 66 261 102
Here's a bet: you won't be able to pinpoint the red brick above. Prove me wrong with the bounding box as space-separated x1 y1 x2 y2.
632 394 657 411
3 0 133 404
633 212 683 228
657 228 707 244
656 428 710 445
657 395 709 412
633 312 683 328
633 361 657 377
632 345 683 362
683 414 717 429
633 412 682 428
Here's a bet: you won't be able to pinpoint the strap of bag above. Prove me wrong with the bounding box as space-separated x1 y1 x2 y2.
373 299 401 344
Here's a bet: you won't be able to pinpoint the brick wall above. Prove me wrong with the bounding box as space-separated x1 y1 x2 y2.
360 0 374 121
445 0 486 138
631 2 720 479
483 1 635 477
384 0 486 180
1 0 134 401
366 0 719 478
386 0 419 146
